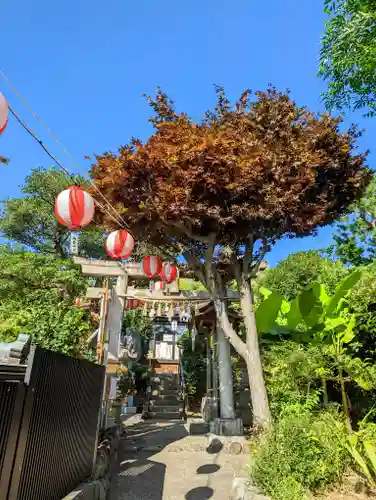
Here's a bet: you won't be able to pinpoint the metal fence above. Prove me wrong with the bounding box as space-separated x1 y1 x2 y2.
0 347 105 500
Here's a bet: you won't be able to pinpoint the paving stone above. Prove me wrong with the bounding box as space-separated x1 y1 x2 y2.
109 419 252 500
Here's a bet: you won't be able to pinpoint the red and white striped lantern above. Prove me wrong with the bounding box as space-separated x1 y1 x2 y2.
55 186 95 230
105 230 134 259
160 262 177 284
0 93 8 135
142 256 162 278
154 281 165 291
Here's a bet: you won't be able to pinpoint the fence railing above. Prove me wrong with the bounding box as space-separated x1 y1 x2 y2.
0 346 105 500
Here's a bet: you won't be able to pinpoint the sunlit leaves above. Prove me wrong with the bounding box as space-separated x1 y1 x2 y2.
90 87 370 249
319 0 376 114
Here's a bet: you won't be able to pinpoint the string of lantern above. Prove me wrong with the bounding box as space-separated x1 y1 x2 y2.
0 90 180 288
0 72 129 229
54 186 179 283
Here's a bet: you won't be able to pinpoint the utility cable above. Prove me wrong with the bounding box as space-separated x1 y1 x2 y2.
9 105 127 230
0 69 129 230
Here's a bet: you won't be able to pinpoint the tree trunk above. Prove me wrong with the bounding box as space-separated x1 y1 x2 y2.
213 286 271 430
240 279 271 429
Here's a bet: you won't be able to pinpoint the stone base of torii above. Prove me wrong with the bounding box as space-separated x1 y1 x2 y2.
74 257 244 436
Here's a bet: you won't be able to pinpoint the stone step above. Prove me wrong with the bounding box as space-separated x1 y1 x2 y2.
151 380 180 389
151 373 179 380
152 401 181 408
152 389 180 397
151 404 181 413
151 374 177 380
152 394 180 403
149 410 183 420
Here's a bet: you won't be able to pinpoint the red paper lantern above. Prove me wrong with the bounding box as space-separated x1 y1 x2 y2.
105 230 134 259
0 93 8 135
154 281 165 291
142 256 162 278
160 262 177 284
55 186 95 230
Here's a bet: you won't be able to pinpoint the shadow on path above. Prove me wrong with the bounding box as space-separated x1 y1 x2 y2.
185 486 214 500
110 421 227 500
110 421 188 500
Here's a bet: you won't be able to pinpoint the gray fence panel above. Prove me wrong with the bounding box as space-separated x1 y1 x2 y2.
8 347 105 500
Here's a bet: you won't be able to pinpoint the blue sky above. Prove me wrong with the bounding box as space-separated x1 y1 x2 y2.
1 0 375 266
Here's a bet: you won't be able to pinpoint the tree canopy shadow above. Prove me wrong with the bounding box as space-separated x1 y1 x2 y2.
185 486 214 499
110 420 188 500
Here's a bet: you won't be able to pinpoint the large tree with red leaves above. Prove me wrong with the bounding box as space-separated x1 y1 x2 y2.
89 86 371 428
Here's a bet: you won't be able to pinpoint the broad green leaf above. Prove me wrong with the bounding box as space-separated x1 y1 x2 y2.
364 441 376 475
325 271 362 317
337 298 349 314
286 297 302 329
353 377 372 391
299 288 317 317
306 301 323 327
256 291 283 333
280 299 290 315
348 434 358 447
259 287 273 298
346 443 374 486
312 282 330 305
341 315 356 344
325 317 347 331
299 288 322 327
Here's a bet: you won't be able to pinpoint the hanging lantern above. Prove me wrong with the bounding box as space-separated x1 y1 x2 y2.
105 230 134 259
154 281 165 291
142 256 162 279
0 93 8 135
55 186 95 230
160 262 177 284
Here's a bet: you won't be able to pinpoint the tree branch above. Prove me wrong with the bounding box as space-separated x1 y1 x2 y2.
251 237 268 277
183 250 208 289
242 235 254 276
160 216 213 244
204 233 217 292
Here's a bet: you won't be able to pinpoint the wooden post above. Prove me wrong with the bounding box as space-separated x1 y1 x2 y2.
97 278 110 364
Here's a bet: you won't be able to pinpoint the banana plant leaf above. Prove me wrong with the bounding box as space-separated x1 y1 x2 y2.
286 296 302 329
325 271 362 317
256 290 283 333
364 441 376 475
299 287 323 327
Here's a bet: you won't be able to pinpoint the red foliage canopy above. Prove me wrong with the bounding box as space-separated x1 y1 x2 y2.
89 86 371 249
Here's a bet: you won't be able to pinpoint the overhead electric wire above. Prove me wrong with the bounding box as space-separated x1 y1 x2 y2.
9 106 77 183
0 69 129 230
8 105 127 230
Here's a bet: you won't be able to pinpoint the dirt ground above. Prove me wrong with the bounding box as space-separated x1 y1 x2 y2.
312 473 376 500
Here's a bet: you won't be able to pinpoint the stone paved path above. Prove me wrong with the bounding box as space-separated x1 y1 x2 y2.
109 417 250 500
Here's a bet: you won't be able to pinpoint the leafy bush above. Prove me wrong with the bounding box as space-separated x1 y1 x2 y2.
259 251 347 301
0 248 94 359
263 342 324 417
252 407 350 500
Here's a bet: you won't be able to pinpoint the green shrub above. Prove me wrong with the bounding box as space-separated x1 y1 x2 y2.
252 407 350 500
